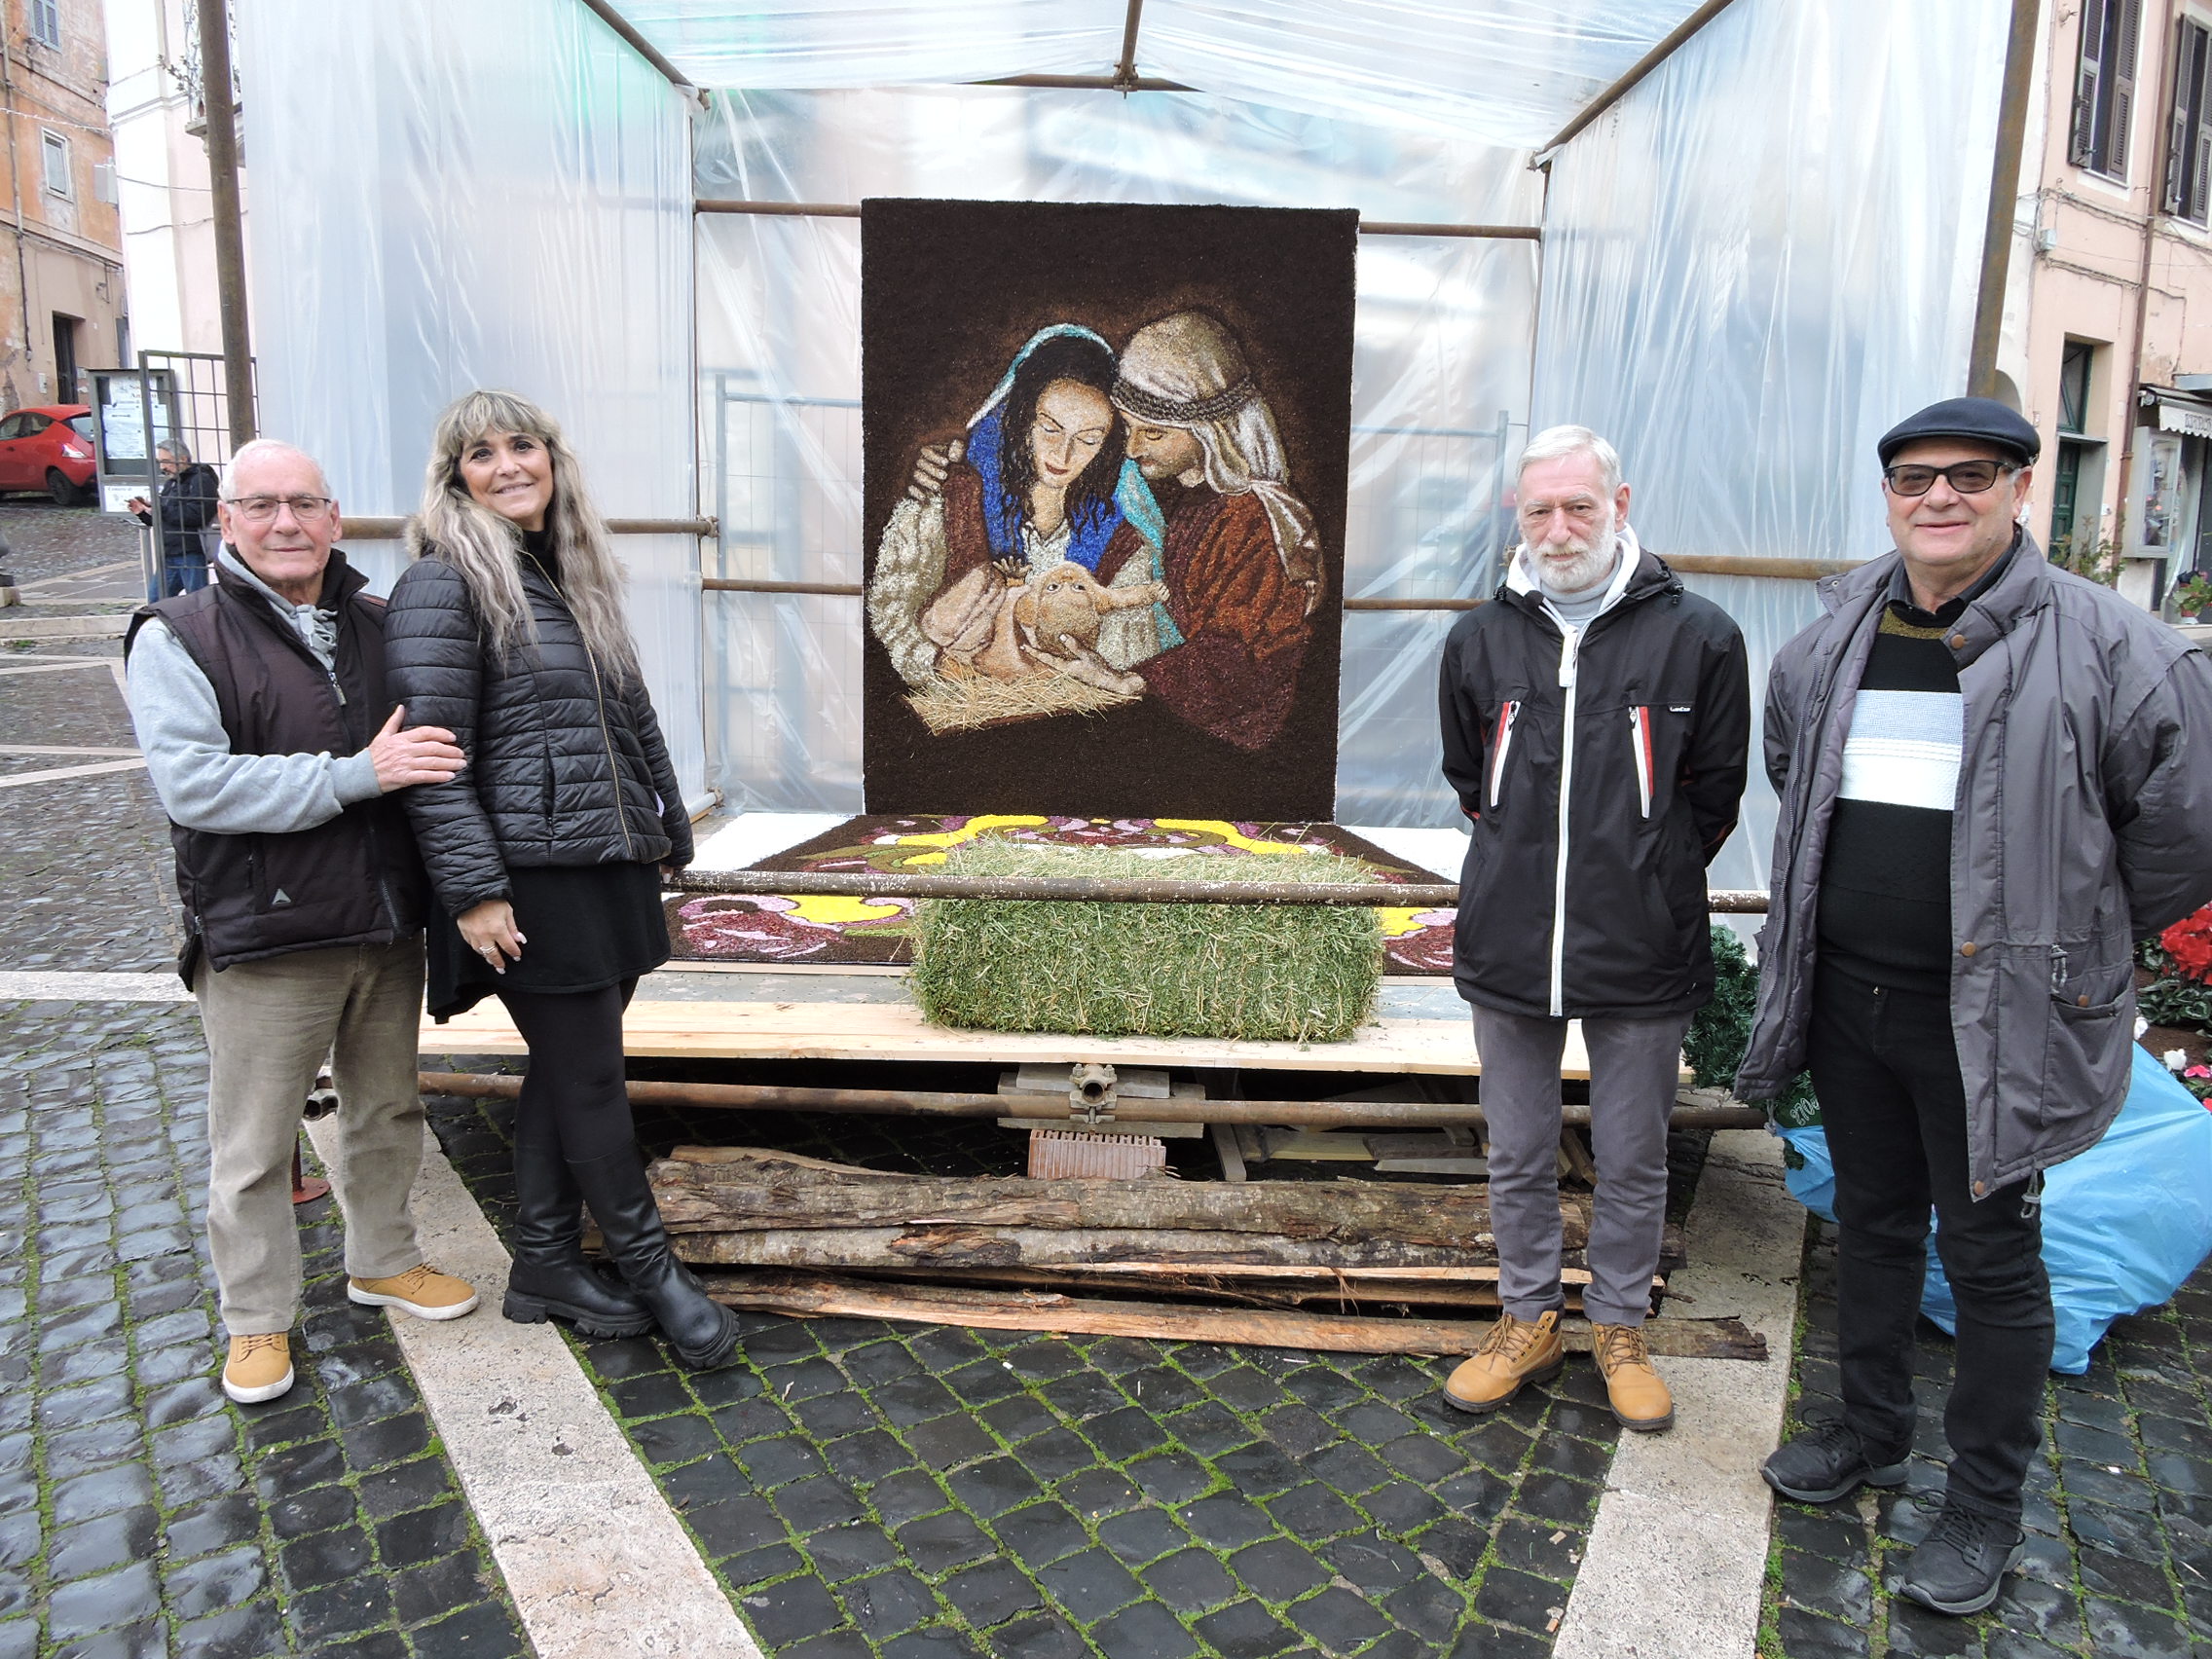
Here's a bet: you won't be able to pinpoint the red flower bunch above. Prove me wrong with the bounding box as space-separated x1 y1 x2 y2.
2161 905 2212 983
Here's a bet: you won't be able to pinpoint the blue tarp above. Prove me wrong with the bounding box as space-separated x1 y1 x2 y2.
1779 1044 2212 1374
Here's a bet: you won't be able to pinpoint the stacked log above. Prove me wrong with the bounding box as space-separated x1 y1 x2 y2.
645 1148 1726 1345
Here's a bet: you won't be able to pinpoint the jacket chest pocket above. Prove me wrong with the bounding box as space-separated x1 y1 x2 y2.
1487 700 1523 811
1617 700 1695 822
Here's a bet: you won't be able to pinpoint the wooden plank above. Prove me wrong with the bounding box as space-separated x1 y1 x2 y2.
422 997 1629 1079
698 1269 1767 1360
1210 1123 1246 1184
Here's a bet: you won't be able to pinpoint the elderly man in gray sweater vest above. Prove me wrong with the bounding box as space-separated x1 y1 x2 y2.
128 438 478 1406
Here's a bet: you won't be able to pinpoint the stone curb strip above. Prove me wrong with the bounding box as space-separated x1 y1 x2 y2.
307 1113 766 1658
1553 1129 1802 1659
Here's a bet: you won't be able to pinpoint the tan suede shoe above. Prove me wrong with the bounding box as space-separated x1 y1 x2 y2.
1444 1309 1565 1413
1592 1321 1674 1431
348 1264 480 1321
222 1332 294 1404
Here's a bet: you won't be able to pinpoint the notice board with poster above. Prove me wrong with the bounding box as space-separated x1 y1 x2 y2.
860 200 1357 822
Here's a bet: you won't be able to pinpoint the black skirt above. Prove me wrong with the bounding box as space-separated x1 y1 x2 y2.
427 861 669 1020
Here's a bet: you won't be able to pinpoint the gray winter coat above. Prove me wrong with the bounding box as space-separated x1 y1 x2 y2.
1736 536 2212 1198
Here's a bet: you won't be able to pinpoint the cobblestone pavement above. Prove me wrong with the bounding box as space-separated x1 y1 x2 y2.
0 1000 531 1659
0 505 139 587
424 1079 1651 1659
1763 1221 2212 1658
0 642 178 974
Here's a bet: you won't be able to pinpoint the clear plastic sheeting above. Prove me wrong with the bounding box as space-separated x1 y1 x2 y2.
694 87 1539 819
626 0 1709 148
1531 0 2009 566
233 0 709 805
1532 0 2009 889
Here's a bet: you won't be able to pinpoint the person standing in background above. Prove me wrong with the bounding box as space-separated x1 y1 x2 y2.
129 439 222 596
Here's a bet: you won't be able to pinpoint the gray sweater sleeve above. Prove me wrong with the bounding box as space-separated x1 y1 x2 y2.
126 617 382 834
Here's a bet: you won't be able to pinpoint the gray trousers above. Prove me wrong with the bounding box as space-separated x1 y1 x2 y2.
1472 1005 1692 1328
195 938 427 1335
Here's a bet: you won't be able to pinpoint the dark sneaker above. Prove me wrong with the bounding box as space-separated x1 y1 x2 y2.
1896 1502 2025 1615
1761 1420 1911 1504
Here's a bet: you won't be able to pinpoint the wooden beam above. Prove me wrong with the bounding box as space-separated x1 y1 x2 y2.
1969 0 2044 396
698 1268 1769 1359
647 1147 1547 1245
701 556 1858 605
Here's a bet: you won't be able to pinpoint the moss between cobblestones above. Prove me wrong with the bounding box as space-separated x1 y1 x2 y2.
1761 1209 2212 1658
425 1079 1637 1659
0 1005 531 1659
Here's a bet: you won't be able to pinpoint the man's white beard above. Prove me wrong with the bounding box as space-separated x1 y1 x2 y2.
1528 516 1620 598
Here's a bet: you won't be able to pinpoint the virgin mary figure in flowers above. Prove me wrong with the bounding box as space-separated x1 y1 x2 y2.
867 325 1177 704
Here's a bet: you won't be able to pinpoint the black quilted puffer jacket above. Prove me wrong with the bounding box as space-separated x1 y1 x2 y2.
384 538 693 917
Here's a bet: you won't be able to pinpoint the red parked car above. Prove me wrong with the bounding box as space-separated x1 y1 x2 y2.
0 404 95 504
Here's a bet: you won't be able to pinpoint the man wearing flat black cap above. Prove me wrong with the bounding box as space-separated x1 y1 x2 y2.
1737 395 2212 1615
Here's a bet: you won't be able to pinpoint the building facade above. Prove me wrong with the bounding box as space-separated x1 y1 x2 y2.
2001 0 2212 609
101 0 234 362
0 0 126 413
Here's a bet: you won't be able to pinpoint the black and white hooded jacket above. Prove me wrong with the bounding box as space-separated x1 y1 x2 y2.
1437 529 1751 1020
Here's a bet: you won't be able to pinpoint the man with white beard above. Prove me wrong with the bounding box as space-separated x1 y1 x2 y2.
1436 424 1750 1431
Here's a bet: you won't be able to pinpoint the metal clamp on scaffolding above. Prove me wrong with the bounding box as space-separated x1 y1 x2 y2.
1069 1063 1117 1126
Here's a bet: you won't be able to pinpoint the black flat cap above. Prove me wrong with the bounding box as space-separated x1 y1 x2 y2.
1878 396 2040 466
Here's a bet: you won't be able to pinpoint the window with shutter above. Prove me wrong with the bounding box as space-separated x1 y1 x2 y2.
2076 0 2146 178
2112 0 2143 175
2168 19 2212 223
2169 22 2195 213
28 0 58 51
2077 0 2110 166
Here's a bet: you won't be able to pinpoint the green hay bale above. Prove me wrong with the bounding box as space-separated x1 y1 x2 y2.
908 842 1384 1043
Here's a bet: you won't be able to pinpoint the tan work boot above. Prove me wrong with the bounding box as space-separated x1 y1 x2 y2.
348 1263 480 1321
222 1332 294 1404
1444 1309 1566 1413
1593 1321 1674 1431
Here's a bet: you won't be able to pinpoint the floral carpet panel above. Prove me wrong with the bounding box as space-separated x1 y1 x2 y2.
666 815 1458 977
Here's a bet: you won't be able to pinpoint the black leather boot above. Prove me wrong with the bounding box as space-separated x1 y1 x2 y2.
501 1114 654 1340
565 1148 742 1370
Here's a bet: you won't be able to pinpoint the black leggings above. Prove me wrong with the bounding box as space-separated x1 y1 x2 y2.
497 980 639 1162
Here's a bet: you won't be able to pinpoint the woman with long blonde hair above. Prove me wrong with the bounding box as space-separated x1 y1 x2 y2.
386 389 738 1370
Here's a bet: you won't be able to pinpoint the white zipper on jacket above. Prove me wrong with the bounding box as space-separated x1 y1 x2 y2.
1489 701 1521 809
1550 623 1582 1017
1630 706 1652 819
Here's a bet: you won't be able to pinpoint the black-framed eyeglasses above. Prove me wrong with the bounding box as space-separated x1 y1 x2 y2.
1883 461 2017 497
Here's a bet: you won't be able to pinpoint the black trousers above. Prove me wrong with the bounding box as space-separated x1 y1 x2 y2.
1807 970 2053 1519
496 979 640 1163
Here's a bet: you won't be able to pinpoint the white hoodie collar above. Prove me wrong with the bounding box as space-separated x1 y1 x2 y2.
1507 522 1642 617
